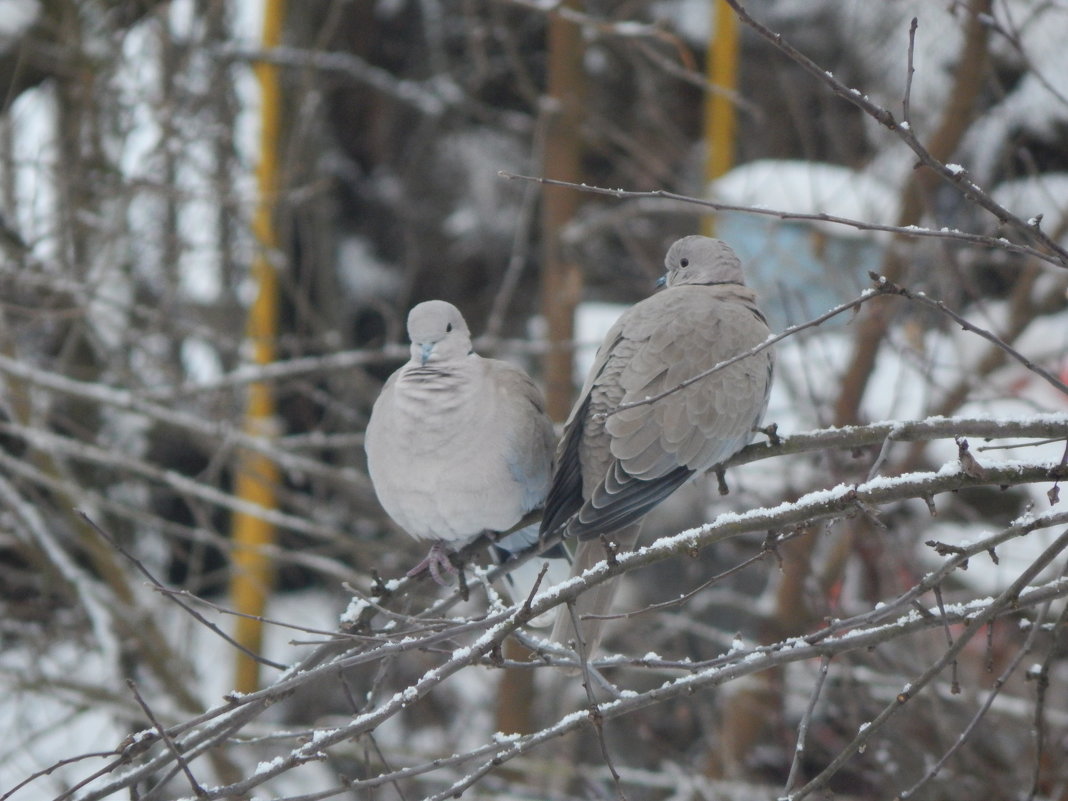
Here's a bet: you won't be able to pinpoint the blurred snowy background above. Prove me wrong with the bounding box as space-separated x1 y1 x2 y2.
1 1 1067 800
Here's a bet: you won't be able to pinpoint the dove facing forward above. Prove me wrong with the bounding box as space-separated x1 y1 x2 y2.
365 300 569 613
539 236 774 652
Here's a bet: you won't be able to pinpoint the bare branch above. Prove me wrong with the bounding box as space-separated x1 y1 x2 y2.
126 680 206 799
81 512 288 671
784 655 831 795
719 0 1068 266
499 171 1063 267
790 528 1068 800
903 17 918 124
870 272 1068 398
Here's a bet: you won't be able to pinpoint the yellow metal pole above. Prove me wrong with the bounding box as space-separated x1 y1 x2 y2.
702 0 739 236
230 0 285 694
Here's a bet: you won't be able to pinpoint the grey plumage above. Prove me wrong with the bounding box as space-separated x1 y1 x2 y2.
365 300 569 614
539 236 774 651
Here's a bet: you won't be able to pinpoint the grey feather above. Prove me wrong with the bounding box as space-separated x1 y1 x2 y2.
540 237 773 653
365 300 568 618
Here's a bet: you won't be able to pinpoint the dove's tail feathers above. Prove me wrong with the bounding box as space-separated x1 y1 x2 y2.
550 523 641 657
496 526 573 627
568 464 693 541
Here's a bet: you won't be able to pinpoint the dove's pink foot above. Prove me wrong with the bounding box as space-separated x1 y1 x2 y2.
406 541 457 585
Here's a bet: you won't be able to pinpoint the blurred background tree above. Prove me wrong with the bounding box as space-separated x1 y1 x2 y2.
1 1 1067 800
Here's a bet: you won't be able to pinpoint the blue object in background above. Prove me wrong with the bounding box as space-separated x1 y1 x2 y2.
710 160 897 332
716 211 886 332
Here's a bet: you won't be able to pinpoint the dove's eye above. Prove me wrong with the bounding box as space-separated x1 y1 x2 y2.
446 323 453 332
679 258 689 268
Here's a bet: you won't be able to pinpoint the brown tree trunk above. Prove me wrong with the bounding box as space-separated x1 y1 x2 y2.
496 5 587 736
833 0 993 428
538 8 587 423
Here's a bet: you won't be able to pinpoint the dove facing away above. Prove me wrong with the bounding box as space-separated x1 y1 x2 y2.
365 300 569 615
539 236 774 652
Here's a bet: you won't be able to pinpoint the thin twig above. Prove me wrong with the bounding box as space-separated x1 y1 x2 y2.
0 352 369 492
80 511 288 671
903 18 918 125
485 74 550 340
900 562 1064 800
872 273 1068 398
719 0 1068 266
153 585 362 642
583 545 770 620
931 585 960 694
57 452 1068 801
865 426 899 481
497 171 1064 268
571 603 629 800
790 529 1068 800
726 414 1068 471
127 679 206 798
783 655 832 794
1026 562 1068 801
528 270 1068 424
73 567 1068 801
0 752 123 801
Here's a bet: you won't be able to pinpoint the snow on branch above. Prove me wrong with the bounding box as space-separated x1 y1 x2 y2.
62 500 1068 801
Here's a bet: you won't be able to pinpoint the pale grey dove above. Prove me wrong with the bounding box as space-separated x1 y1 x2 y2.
365 300 570 618
539 236 774 653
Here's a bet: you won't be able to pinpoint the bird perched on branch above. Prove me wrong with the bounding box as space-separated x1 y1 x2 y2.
365 300 569 618
539 236 774 653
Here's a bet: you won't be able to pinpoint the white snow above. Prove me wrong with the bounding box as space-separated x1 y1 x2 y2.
705 160 901 328
710 159 900 231
181 337 225 383
990 173 1068 244
575 301 626 382
0 0 38 42
966 2 1068 178
254 755 286 775
650 0 711 46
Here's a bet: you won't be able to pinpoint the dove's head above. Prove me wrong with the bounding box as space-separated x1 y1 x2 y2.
406 300 472 366
660 236 746 289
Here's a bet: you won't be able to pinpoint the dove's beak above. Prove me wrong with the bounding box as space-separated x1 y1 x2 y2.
656 275 667 288
420 342 434 365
